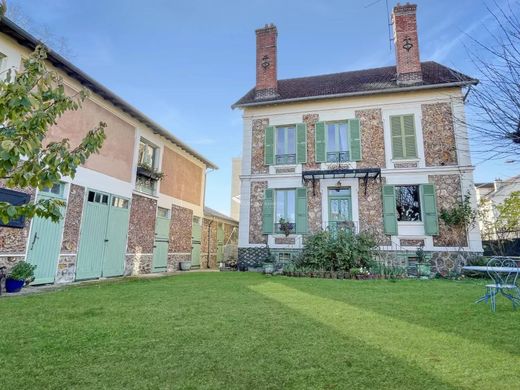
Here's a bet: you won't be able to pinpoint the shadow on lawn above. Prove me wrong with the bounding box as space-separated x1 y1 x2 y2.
249 280 520 389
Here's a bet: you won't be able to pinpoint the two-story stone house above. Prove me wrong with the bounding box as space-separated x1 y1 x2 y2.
233 3 483 269
0 17 222 284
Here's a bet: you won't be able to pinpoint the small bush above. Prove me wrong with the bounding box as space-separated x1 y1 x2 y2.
9 261 36 281
295 230 378 272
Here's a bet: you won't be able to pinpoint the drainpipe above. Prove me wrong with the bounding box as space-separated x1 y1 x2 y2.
207 218 214 269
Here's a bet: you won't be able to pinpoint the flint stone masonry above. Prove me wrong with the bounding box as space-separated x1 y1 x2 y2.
61 184 84 253
251 118 269 175
55 255 76 283
358 178 390 245
127 194 157 275
355 109 386 168
275 236 296 245
307 180 322 233
169 205 193 253
249 181 268 244
422 103 458 167
0 186 35 256
303 114 320 170
400 239 425 247
394 161 418 168
168 253 191 272
429 174 467 247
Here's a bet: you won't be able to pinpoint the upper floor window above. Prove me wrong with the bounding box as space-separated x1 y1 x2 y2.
390 115 418 160
275 126 296 165
395 185 421 222
136 138 160 196
326 122 349 163
138 139 157 168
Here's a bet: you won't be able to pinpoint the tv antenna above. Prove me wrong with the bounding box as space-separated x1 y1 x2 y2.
364 0 393 51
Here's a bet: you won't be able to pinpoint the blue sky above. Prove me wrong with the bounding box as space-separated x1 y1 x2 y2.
8 0 519 214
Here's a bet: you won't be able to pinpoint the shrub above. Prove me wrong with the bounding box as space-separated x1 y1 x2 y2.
9 261 36 282
296 230 377 272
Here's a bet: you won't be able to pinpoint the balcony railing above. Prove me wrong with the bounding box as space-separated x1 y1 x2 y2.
275 154 297 165
327 151 350 163
327 220 358 235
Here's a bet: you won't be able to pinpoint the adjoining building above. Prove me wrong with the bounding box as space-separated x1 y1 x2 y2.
0 17 220 284
232 3 483 269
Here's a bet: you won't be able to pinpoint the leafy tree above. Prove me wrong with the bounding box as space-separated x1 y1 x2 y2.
0 45 106 224
495 191 520 235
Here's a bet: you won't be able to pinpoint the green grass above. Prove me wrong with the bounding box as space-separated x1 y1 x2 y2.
1 273 520 389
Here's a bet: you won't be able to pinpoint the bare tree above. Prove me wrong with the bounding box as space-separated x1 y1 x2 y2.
463 1 520 159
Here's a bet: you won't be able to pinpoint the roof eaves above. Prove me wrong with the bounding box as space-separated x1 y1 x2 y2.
0 17 218 170
232 80 478 109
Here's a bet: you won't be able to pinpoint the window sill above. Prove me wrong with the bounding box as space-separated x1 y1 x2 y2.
133 189 159 199
391 158 420 163
398 221 424 226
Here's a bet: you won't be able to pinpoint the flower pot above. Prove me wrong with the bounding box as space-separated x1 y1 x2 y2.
5 278 24 293
179 261 192 271
264 264 274 275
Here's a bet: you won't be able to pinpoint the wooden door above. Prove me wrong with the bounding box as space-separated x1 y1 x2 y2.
102 196 130 278
191 217 201 268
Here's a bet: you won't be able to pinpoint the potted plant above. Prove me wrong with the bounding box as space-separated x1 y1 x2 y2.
6 262 36 293
278 218 295 237
263 250 275 275
179 260 192 271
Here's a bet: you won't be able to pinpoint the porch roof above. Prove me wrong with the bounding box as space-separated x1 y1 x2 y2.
302 168 381 196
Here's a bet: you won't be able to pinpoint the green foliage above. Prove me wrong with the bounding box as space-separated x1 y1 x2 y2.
296 229 377 272
495 191 520 233
439 193 476 228
278 218 294 237
0 45 106 223
8 261 36 281
370 263 407 279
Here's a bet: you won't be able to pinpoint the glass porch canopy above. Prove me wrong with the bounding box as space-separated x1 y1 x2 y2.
302 168 381 195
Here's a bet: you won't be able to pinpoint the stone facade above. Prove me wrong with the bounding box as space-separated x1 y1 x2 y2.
249 181 268 244
127 194 157 275
201 217 217 268
274 237 296 245
168 253 191 273
306 180 322 233
251 118 269 174
429 174 467 247
400 239 425 247
358 178 390 245
422 103 458 167
55 255 76 284
303 114 320 170
61 184 84 253
355 109 386 168
394 161 418 169
0 187 35 256
169 205 193 253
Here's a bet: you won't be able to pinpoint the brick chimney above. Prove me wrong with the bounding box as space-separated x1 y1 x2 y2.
255 23 279 100
392 3 422 85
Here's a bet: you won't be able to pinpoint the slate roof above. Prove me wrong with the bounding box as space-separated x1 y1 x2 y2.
232 61 477 108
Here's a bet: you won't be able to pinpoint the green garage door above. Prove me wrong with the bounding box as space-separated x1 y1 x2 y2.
216 223 224 263
26 184 66 285
152 207 170 273
191 217 201 269
76 190 130 280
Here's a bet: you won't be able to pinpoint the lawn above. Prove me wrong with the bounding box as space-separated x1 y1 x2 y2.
1 273 520 389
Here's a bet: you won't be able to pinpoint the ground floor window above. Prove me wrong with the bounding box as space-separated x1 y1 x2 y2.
395 185 421 222
275 189 295 232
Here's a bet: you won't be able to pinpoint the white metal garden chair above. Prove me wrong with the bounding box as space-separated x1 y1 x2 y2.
476 257 520 312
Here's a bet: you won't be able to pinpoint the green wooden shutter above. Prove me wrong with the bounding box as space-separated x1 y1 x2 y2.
390 116 404 159
382 185 398 235
296 123 307 164
421 184 439 235
264 126 275 165
295 187 308 234
349 119 362 161
262 188 274 234
402 115 417 158
315 121 326 163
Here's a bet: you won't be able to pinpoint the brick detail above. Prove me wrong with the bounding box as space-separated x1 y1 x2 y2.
422 103 458 167
400 239 425 247
251 118 269 174
306 180 322 233
303 114 320 170
169 205 193 253
255 24 278 98
249 181 268 244
275 237 296 245
355 109 386 168
429 174 467 247
127 194 156 274
61 184 84 253
0 186 35 255
392 3 422 84
358 178 391 245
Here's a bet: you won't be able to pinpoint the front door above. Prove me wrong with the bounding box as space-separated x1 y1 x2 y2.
328 187 352 234
216 223 224 263
191 217 201 268
76 190 130 280
152 207 170 272
26 184 66 285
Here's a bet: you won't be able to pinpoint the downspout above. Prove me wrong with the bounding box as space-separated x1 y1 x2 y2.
207 218 214 269
203 167 215 269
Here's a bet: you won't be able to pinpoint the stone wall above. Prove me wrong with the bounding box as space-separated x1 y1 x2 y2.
0 186 35 256
306 180 322 233
422 103 458 167
169 205 193 253
358 178 390 245
249 181 268 244
61 184 84 253
55 255 76 284
355 109 386 168
303 114 320 170
126 194 157 275
251 118 269 174
429 174 467 247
